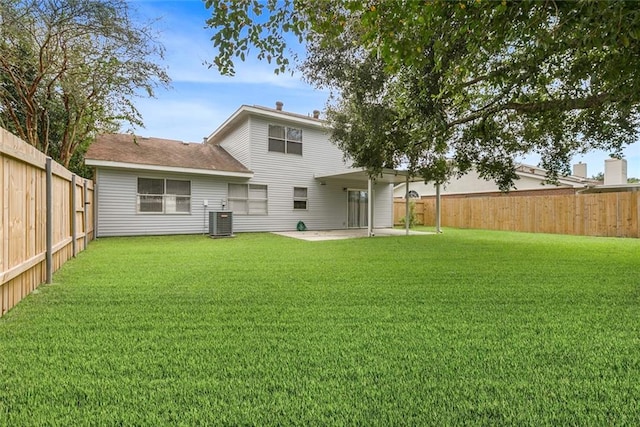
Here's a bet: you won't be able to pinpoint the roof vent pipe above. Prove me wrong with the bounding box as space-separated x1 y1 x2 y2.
313 110 320 119
275 101 283 111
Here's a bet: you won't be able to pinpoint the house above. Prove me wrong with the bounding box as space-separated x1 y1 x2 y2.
85 104 406 237
393 163 596 199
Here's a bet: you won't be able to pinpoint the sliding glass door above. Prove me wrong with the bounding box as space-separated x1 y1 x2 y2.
347 190 368 228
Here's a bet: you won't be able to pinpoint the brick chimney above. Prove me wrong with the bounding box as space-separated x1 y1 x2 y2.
275 101 283 111
313 110 320 119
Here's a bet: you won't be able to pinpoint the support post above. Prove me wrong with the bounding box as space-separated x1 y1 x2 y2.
46 158 53 284
71 175 77 257
367 177 373 237
405 175 410 235
83 180 89 248
435 183 442 233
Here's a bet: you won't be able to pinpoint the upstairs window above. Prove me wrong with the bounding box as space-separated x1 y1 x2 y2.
268 125 302 155
137 178 191 214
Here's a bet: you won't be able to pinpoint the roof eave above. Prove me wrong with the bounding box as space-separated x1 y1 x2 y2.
85 159 254 178
206 105 329 144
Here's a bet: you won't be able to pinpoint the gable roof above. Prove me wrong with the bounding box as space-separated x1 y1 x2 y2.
206 104 327 145
85 134 252 178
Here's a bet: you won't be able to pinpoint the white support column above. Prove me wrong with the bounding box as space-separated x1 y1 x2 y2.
367 177 373 237
405 175 410 235
435 183 442 233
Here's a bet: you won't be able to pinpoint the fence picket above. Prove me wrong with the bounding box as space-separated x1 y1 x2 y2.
394 192 639 238
0 127 94 317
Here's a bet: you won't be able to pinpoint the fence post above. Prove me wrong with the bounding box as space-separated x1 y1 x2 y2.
71 174 77 257
84 180 89 248
46 157 53 284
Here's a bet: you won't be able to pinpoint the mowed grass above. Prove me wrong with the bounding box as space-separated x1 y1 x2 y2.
1 230 639 425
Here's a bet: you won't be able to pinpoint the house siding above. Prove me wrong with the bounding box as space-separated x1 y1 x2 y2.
373 183 394 227
91 108 395 236
218 118 250 168
394 169 586 198
226 116 392 232
94 168 228 237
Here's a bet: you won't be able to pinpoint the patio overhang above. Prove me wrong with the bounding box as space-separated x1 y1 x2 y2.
314 168 418 185
315 168 428 237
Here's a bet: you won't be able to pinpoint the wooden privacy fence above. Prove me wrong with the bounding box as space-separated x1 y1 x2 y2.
394 199 427 227
1 128 94 317
394 192 640 238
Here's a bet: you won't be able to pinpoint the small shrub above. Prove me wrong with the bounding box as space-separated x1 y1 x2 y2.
398 199 422 228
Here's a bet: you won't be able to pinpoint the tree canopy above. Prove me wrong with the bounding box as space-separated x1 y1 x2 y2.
0 0 170 175
205 0 640 188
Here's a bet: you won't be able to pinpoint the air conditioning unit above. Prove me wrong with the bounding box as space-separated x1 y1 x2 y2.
209 211 233 237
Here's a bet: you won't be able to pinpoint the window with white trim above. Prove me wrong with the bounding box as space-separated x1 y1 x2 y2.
268 124 302 155
137 178 191 214
228 183 268 215
293 187 308 210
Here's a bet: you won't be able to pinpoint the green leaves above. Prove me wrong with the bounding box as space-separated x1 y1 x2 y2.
0 0 169 173
205 0 303 76
206 1 640 187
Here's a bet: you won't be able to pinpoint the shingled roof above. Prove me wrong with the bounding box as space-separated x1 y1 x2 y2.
86 134 251 175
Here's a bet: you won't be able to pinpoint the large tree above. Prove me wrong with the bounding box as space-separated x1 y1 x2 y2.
205 0 640 188
0 0 169 175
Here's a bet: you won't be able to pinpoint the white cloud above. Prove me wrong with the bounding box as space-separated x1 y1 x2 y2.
131 0 308 89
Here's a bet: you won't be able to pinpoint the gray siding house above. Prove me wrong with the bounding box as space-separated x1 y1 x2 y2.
86 104 398 237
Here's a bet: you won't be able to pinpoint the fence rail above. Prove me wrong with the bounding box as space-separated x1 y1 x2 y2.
1 128 94 317
394 192 640 238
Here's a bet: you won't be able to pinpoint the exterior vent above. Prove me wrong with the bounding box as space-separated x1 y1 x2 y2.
209 211 233 237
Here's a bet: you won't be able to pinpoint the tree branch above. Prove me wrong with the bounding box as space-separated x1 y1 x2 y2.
448 92 612 127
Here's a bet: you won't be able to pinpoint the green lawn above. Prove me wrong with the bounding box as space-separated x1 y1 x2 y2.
1 230 639 425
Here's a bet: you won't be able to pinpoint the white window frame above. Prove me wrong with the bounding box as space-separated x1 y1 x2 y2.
268 124 302 155
137 177 191 214
293 187 308 210
228 183 268 215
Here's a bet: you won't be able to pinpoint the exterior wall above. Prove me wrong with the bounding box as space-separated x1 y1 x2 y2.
229 115 384 232
94 167 229 237
93 111 395 236
394 170 579 198
372 182 394 227
218 118 251 168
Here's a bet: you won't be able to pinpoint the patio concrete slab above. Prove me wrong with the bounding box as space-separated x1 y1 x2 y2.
272 228 434 241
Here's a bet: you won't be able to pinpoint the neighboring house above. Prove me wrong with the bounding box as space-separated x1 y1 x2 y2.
394 163 596 199
579 158 640 194
86 104 403 237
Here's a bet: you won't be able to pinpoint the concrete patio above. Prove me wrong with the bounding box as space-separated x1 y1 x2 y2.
272 228 434 241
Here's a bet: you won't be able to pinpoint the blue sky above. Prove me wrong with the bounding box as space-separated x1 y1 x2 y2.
129 0 640 179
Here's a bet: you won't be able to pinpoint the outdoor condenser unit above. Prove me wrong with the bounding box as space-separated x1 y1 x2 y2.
209 211 233 237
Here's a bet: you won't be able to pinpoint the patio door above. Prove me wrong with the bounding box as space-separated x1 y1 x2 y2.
348 190 368 228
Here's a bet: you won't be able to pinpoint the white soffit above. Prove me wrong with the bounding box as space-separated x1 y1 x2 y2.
85 159 254 178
